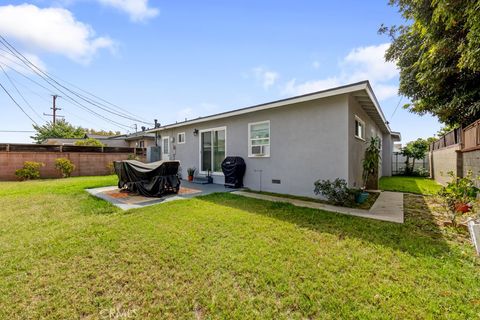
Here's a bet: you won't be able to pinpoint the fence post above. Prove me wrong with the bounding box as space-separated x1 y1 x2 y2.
6 144 9 152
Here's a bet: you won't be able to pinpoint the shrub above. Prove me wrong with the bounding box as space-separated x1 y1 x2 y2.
314 178 356 206
15 161 44 181
127 154 140 160
74 138 104 147
438 170 480 225
106 162 115 174
413 167 429 177
54 158 75 178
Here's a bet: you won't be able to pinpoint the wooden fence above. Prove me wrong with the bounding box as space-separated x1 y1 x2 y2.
0 144 146 181
430 128 462 151
462 119 480 151
0 143 146 155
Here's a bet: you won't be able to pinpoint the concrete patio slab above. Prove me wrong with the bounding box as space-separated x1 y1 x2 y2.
86 180 231 210
232 191 404 223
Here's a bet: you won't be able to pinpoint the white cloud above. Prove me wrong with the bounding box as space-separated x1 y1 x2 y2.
0 4 115 64
97 0 159 22
252 67 279 89
283 43 398 101
175 103 219 122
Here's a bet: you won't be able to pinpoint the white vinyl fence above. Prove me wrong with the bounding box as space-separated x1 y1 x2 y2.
391 152 429 176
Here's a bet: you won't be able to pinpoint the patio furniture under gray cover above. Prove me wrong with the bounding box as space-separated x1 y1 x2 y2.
114 160 180 197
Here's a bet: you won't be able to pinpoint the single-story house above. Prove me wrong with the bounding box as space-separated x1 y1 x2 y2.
42 132 155 148
149 81 401 197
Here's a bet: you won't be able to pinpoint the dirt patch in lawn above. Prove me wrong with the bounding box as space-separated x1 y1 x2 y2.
404 194 474 244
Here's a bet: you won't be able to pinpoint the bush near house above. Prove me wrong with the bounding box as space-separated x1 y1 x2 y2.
314 178 356 206
15 161 44 181
54 158 75 178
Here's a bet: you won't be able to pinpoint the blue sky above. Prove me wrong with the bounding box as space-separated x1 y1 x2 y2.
0 0 441 143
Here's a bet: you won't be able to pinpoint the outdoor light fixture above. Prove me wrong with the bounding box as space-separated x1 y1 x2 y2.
193 129 199 136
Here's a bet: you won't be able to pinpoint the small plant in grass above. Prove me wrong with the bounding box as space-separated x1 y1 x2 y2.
438 170 480 226
15 161 44 181
314 178 356 206
55 158 75 178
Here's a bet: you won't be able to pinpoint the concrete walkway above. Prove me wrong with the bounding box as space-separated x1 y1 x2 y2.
232 191 404 223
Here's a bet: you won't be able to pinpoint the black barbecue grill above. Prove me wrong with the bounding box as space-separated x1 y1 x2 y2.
221 156 246 188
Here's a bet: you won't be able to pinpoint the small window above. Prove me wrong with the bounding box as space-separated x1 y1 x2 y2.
248 121 270 157
177 132 185 144
355 116 365 140
139 140 145 148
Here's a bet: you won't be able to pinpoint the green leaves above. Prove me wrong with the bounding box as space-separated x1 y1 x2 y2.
383 0 480 125
31 119 85 144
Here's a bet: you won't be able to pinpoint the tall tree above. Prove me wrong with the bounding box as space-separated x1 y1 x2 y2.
380 0 480 126
31 120 85 144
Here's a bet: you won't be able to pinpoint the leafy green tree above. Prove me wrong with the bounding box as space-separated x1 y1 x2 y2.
436 124 459 137
380 0 480 126
74 138 105 147
401 138 429 175
31 120 85 144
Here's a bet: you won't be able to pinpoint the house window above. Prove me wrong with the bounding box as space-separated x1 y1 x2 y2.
248 121 270 157
355 116 365 140
139 140 145 148
177 132 185 144
200 127 226 173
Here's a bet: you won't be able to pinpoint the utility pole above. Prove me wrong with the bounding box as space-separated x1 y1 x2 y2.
43 95 64 124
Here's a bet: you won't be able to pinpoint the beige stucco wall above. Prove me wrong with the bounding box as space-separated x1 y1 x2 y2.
430 144 462 185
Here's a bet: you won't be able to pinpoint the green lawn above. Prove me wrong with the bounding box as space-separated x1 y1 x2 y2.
0 176 479 318
380 176 442 195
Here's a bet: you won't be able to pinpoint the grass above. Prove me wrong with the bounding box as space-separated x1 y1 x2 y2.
243 189 379 210
1 176 479 318
380 176 442 195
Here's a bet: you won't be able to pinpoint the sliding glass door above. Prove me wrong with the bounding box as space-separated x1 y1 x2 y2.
200 127 226 173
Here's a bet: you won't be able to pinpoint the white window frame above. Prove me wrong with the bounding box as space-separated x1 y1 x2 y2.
198 126 227 175
354 115 366 141
177 132 186 144
248 120 270 158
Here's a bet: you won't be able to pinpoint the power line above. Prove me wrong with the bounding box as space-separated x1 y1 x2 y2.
0 63 44 121
0 80 38 125
0 41 133 130
390 96 403 118
0 36 153 125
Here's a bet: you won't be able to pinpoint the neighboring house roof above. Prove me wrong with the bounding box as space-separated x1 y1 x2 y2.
391 131 402 141
149 80 393 134
122 132 156 141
